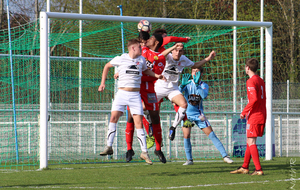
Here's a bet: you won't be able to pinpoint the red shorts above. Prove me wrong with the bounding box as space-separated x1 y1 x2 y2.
246 124 265 137
140 82 160 111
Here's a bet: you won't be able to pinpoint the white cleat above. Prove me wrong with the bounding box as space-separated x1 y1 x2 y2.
99 146 113 156
223 156 233 164
183 160 194 165
140 152 153 165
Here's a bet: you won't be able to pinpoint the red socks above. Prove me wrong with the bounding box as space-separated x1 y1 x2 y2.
242 144 262 171
125 122 134 150
249 144 262 171
126 116 163 151
142 117 150 134
242 144 251 169
152 123 162 150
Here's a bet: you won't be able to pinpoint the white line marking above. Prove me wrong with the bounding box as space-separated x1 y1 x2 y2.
1 178 299 189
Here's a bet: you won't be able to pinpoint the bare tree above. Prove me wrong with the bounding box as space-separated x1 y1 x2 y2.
272 0 300 82
0 0 2 29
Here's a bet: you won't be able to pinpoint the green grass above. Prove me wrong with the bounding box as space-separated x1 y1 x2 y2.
0 157 298 189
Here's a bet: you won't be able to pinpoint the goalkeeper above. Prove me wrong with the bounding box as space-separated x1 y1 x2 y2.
178 67 233 165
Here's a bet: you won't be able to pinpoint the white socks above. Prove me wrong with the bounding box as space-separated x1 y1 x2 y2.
172 107 186 128
106 123 116 146
107 123 147 152
136 128 147 152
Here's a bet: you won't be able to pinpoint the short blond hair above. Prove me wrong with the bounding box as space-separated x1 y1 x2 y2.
127 39 140 48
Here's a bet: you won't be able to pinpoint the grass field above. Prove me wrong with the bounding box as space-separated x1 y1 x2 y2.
1 157 299 189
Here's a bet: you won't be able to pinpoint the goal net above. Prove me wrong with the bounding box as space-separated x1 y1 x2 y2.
0 12 272 169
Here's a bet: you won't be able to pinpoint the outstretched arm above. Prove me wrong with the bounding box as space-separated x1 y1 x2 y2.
98 62 113 92
191 51 216 69
162 36 191 46
161 43 181 57
143 69 166 81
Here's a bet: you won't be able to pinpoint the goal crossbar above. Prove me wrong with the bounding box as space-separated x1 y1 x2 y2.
39 12 273 169
45 12 272 27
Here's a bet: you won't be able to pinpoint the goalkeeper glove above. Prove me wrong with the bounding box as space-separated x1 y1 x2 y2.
180 73 191 88
193 71 201 84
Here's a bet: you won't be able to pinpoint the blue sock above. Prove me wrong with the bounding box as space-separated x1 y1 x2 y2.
184 138 192 161
208 131 227 158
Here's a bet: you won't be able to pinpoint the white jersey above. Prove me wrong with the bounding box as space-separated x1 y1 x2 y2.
155 54 194 88
110 53 147 88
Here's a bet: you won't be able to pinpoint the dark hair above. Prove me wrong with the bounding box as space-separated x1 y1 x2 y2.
245 58 259 72
194 66 204 73
138 31 150 41
152 34 163 49
127 38 140 48
153 28 167 35
174 42 184 49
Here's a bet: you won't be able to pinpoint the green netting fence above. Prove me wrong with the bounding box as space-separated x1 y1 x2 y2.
0 17 265 169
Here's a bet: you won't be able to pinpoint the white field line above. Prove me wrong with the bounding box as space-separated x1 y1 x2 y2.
1 178 299 189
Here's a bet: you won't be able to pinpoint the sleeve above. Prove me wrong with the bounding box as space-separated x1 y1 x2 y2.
162 36 188 46
179 84 187 93
142 46 149 57
109 56 121 67
197 83 209 99
241 80 258 116
140 57 148 71
182 56 195 68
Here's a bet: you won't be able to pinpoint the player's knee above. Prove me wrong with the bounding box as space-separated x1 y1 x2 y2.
110 116 118 123
181 102 188 109
109 117 118 123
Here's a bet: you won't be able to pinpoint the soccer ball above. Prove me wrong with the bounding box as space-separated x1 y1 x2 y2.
137 20 152 32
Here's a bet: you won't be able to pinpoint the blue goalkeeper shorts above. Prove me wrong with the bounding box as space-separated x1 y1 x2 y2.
187 115 211 129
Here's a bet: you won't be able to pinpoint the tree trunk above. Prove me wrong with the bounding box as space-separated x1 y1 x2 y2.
289 0 295 82
162 0 167 18
35 0 38 20
0 0 3 29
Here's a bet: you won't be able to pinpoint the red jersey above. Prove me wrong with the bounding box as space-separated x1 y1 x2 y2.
241 75 267 124
141 46 165 82
158 36 189 53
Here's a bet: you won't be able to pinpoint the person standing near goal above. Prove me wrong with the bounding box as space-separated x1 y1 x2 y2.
230 58 266 175
98 39 165 165
154 42 216 141
178 67 233 165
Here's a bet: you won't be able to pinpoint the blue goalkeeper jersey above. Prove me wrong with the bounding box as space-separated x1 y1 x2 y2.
179 80 209 116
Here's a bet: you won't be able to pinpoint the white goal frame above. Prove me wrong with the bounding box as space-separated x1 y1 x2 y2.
39 12 273 169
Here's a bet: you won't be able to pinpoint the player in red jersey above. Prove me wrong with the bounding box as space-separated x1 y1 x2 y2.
230 58 266 176
141 29 192 146
125 33 180 163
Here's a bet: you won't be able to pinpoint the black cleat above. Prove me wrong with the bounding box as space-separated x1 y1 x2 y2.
125 149 135 162
169 126 176 141
154 150 166 163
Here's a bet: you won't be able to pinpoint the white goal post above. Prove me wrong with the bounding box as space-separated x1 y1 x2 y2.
39 11 273 169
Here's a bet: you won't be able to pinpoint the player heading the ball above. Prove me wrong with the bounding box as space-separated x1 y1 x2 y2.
98 38 165 165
